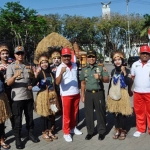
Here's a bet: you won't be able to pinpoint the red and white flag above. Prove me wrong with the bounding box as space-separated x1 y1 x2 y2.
71 50 77 63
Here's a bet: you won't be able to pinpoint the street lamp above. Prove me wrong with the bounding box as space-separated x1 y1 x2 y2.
117 27 128 56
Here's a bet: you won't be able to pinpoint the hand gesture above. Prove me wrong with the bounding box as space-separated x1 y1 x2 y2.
121 66 126 76
0 66 6 71
94 73 100 79
14 70 22 78
60 67 66 75
34 67 40 77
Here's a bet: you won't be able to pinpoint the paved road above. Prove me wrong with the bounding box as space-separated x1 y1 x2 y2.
4 64 150 150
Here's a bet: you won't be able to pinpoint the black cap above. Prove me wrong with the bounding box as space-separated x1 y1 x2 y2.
87 50 96 56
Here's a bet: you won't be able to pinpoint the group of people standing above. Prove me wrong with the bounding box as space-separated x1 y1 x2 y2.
0 43 150 150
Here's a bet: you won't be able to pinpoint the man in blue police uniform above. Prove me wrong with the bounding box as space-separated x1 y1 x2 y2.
80 50 109 140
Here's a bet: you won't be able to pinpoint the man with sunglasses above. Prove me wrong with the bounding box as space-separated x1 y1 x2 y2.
6 46 39 149
80 50 109 141
131 45 150 137
56 47 82 142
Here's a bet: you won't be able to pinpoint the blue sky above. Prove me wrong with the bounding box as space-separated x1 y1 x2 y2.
1 0 150 17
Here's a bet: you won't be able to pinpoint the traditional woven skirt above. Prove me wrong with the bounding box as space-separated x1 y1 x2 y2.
0 92 12 124
35 90 60 117
107 88 132 116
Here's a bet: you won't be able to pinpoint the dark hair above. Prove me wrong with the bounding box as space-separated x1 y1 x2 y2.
48 46 62 57
35 52 49 62
0 43 8 48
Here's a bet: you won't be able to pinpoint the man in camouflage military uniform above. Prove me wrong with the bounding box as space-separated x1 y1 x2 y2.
6 46 39 149
80 50 109 141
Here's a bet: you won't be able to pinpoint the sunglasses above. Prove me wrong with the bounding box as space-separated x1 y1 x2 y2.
62 55 71 58
16 52 25 55
141 52 150 55
87 55 96 58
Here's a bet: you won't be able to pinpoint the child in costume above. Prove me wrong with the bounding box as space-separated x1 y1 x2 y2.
107 51 133 140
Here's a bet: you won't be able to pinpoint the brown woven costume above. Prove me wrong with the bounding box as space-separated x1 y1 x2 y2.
35 90 60 117
107 88 132 116
0 93 12 124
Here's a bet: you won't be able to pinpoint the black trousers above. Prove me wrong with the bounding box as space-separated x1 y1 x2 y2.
0 123 5 138
113 113 127 130
41 116 52 132
84 90 106 135
11 99 34 139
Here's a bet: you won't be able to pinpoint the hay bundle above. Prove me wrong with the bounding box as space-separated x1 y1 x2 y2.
34 32 73 64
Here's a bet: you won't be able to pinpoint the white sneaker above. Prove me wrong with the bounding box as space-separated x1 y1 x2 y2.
70 127 83 135
63 134 72 142
133 131 143 137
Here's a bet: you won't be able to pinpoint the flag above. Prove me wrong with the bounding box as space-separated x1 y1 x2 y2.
71 50 77 63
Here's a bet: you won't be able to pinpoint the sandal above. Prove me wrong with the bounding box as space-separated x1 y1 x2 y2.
49 131 58 140
119 130 126 140
1 142 11 150
42 132 53 142
113 128 120 139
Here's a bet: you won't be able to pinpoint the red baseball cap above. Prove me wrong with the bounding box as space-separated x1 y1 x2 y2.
61 48 71 55
140 45 150 53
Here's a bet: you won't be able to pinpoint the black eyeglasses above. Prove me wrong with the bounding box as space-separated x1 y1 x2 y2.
87 55 96 58
141 52 150 55
62 55 71 58
16 52 24 55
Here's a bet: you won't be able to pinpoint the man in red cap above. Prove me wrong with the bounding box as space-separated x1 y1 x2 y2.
131 45 150 137
56 47 82 142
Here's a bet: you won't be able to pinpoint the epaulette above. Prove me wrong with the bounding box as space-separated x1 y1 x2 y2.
98 63 104 67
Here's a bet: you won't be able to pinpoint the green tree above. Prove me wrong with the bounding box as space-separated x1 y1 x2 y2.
0 1 47 60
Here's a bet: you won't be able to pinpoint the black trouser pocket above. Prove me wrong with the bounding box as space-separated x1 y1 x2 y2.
12 102 19 115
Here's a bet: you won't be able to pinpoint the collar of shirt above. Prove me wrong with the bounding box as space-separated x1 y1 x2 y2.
139 59 150 66
87 63 97 68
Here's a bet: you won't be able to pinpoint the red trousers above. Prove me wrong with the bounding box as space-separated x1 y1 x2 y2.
134 92 150 133
61 93 80 134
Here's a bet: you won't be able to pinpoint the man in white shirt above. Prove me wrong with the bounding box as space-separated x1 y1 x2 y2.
56 47 82 142
131 45 150 137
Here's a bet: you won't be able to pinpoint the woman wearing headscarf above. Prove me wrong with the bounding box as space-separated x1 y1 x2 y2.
107 51 133 140
33 52 60 142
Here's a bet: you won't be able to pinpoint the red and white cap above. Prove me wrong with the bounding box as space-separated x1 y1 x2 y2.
61 48 71 55
140 45 150 53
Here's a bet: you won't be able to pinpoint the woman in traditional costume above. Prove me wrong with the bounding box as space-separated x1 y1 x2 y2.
107 51 133 140
32 53 59 142
0 71 12 149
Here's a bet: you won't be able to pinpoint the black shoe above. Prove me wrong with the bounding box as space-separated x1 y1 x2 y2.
85 134 93 140
98 134 105 140
29 134 40 143
16 139 23 149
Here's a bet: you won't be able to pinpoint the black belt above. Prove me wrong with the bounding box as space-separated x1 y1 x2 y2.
86 89 103 93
